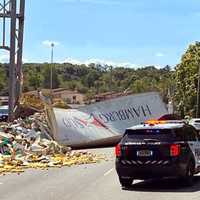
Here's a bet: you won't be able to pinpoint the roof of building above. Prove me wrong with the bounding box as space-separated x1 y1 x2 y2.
24 88 84 96
53 89 83 95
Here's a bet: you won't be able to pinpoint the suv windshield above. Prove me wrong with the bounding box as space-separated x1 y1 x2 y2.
126 129 172 135
124 129 174 142
124 126 198 142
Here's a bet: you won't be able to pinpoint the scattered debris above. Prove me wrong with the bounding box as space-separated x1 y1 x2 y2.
21 93 45 111
0 112 106 175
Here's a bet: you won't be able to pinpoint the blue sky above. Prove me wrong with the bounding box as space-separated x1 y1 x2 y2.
1 0 200 68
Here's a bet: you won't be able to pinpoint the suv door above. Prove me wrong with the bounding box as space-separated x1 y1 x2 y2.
193 128 200 169
185 126 200 170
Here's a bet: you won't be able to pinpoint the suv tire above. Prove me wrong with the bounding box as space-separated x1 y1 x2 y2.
181 160 195 186
119 177 133 188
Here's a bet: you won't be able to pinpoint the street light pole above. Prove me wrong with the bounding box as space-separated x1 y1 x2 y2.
50 43 54 93
109 65 113 93
196 65 200 117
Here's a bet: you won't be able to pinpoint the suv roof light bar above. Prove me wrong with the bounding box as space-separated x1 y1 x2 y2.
144 119 186 125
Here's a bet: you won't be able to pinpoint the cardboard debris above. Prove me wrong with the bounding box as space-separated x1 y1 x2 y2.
0 113 106 175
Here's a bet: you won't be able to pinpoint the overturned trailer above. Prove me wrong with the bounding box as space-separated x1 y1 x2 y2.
44 92 168 148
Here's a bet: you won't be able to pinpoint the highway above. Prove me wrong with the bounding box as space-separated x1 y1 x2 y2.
0 148 200 200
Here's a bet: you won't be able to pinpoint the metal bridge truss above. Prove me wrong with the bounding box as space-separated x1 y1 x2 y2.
0 0 25 120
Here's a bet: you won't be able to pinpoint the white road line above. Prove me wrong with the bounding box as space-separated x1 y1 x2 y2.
104 168 114 176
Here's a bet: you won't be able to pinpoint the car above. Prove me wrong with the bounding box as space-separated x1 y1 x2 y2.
115 120 200 188
189 118 200 131
0 105 8 122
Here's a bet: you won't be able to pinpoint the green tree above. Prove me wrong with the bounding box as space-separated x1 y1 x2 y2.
41 64 59 89
0 65 7 93
174 42 200 116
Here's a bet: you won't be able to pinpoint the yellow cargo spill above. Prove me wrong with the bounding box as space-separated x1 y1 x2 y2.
0 152 106 175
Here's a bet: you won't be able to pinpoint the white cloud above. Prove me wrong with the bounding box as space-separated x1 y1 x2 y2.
63 58 83 65
42 40 60 48
0 53 9 63
22 57 30 63
155 52 165 57
63 57 138 68
0 52 29 63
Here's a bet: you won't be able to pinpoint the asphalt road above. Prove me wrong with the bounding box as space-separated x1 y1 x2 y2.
0 148 200 200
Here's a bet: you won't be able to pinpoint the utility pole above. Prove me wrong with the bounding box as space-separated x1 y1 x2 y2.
50 42 54 93
109 65 113 93
196 65 200 118
0 0 25 121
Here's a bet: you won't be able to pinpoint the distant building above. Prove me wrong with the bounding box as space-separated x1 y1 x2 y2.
24 88 85 105
52 88 85 104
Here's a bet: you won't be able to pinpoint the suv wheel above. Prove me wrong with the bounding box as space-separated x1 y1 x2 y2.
119 177 133 188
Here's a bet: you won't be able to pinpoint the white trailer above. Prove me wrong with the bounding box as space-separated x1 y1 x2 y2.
45 92 168 148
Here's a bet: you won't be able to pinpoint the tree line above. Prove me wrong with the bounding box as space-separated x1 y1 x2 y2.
0 62 173 102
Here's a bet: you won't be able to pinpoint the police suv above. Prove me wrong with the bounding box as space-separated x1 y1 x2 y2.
115 120 200 188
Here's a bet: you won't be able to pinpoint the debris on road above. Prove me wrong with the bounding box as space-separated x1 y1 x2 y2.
0 112 106 175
